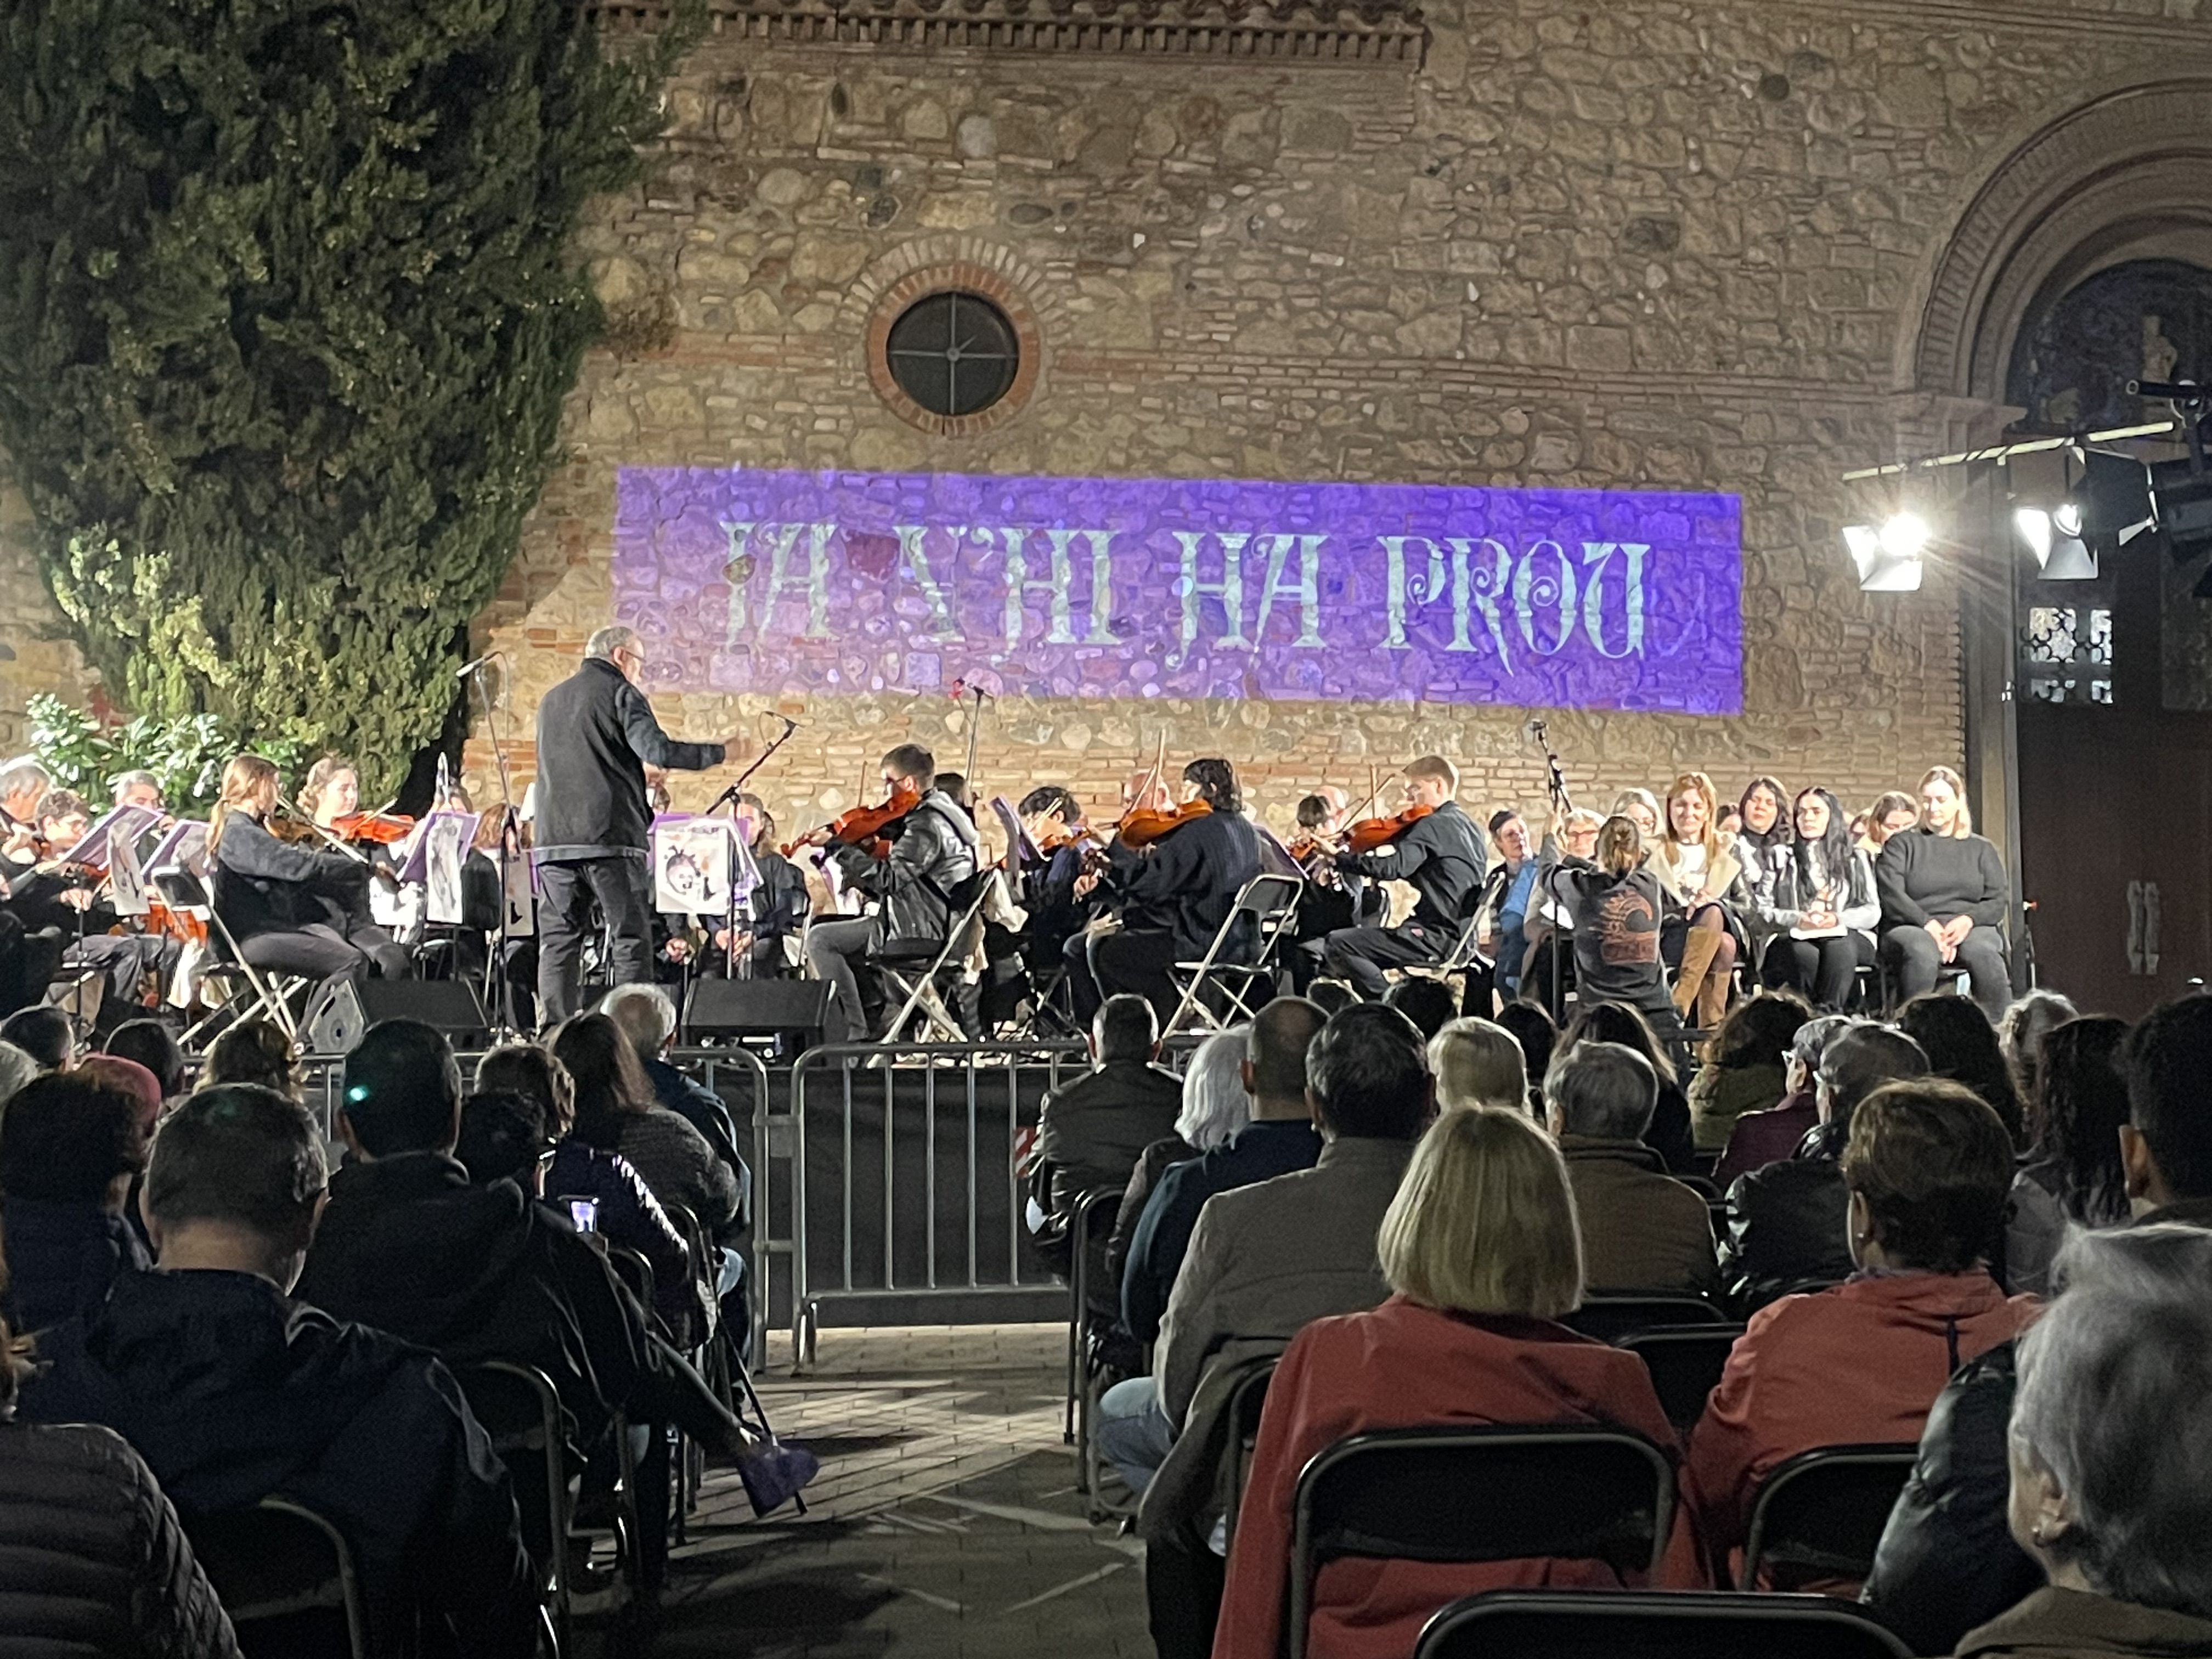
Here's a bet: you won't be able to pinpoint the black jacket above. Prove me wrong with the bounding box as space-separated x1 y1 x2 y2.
1876 827 2010 932
0 1417 241 1659
1036 1058 1186 1222
1862 1341 2039 1656
1114 808 1263 959
294 1152 737 1454
16 1268 538 1658
534 656 725 860
1719 1128 1855 1307
209 815 363 943
1338 800 1486 932
832 791 981 945
0 1198 150 1334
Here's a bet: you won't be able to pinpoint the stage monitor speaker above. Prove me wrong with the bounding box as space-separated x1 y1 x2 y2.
303 978 489 1056
683 978 831 1046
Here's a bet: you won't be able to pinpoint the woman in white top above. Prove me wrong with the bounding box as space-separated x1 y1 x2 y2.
1652 770 1742 1030
1754 786 1878 1011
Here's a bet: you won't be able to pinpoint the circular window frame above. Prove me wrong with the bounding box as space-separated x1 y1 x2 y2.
865 262 1042 437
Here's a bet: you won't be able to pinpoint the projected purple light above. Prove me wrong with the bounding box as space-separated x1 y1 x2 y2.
614 466 1742 715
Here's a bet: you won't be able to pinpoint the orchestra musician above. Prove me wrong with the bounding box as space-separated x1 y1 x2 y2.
1285 789 1379 991
530 625 746 1024
0 758 51 857
109 771 166 815
663 795 808 979
21 791 182 1025
1318 755 1488 999
297 757 360 828
802 743 980 1043
1067 757 1259 1028
206 755 411 983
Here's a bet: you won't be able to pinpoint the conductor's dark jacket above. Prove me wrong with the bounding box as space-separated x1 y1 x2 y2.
533 657 724 861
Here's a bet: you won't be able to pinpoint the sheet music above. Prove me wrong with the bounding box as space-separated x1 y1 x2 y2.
652 815 738 916
108 828 149 917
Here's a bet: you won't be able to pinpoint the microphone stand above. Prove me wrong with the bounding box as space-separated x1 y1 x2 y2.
463 656 521 1041
1530 719 1575 1021
709 716 800 981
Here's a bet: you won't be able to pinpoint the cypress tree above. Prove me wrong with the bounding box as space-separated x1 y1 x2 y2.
0 1 686 794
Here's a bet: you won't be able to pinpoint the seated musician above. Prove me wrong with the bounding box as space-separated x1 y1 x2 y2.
1319 755 1488 999
0 758 50 856
206 755 410 983
665 798 808 979
109 771 167 815
297 755 360 829
1286 789 1384 991
1015 787 1096 973
25 790 181 1027
1068 758 1261 1028
802 744 981 1043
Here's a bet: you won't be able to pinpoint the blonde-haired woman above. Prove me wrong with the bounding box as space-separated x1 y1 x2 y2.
206 755 409 983
1873 765 2012 1017
1654 770 1745 1031
1430 1016 1530 1113
296 755 360 829
1214 1108 1697 1659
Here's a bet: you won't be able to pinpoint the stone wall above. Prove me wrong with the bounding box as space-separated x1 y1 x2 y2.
0 478 95 758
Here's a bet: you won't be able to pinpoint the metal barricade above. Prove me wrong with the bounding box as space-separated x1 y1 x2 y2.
787 1040 1092 1366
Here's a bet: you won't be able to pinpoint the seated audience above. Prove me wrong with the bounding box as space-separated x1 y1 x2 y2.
1863 1226 2212 1657
103 1017 188 1106
1306 979 1357 1017
1688 1077 2036 1585
1032 994 1184 1274
1496 999 1556 1114
553 1012 741 1239
1215 1107 1696 1659
1719 1021 1927 1306
0 1072 150 1331
197 1017 300 1099
16 1084 541 1656
1429 1015 1529 1113
1561 1000 1695 1172
0 1309 242 1658
1110 1005 1430 1497
0 1003 73 1071
1896 992 2027 1147
1119 997 1327 1347
1688 990 1810 1154
2117 994 2212 1228
1874 766 2012 1018
2007 1015 2130 1296
600 982 749 1216
1547 1041 1719 1295
1997 989 2079 1108
1382 975 1457 1042
1713 1012 1850 1185
0 1040 36 1129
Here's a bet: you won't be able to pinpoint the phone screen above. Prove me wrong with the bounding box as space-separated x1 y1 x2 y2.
568 1198 598 1234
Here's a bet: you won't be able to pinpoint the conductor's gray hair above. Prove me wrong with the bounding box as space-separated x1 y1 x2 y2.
586 625 640 661
2011 1224 2212 1615
0 758 50 803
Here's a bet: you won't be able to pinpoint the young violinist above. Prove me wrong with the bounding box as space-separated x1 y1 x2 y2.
206 754 411 983
664 795 809 979
801 744 981 1043
1066 756 1259 1027
1318 755 1487 999
1284 789 1376 991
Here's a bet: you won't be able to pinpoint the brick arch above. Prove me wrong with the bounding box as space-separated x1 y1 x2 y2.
1905 78 2212 402
840 236 1062 437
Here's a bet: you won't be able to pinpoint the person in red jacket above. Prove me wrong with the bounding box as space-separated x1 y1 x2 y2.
1214 1107 1701 1659
1686 1076 2038 1587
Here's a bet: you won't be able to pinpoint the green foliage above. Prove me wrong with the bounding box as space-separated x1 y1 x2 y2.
27 690 303 813
0 1 695 797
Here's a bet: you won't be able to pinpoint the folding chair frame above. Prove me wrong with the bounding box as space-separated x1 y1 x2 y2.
1739 1442 1918 1591
1164 872 1305 1038
873 882 991 1045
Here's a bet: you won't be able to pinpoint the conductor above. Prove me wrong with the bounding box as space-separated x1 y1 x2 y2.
532 625 747 1023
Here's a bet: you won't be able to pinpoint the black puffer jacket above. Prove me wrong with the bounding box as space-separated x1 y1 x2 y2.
1718 1125 1855 1307
1861 1341 2040 1656
0 1417 241 1659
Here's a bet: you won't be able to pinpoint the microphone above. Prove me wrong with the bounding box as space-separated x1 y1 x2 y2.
455 652 500 679
949 677 996 702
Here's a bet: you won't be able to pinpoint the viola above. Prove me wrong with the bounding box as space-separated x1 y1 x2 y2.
329 810 415 845
784 784 921 860
1343 803 1435 855
1119 799 1211 849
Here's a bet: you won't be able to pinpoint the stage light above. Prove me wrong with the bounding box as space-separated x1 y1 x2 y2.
2150 454 2212 562
2015 504 2097 580
1844 512 1927 591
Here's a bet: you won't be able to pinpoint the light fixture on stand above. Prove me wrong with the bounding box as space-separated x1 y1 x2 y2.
1843 511 1930 592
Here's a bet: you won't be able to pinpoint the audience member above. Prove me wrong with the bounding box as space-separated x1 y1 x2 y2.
1688 991 1810 1153
2007 1016 2130 1295
1429 1015 1529 1113
103 1017 187 1104
1119 998 1327 1347
599 983 749 1216
0 1004 72 1070
0 1039 36 1124
1547 1041 1719 1295
0 1308 242 1658
553 1012 742 1239
1213 1108 1696 1659
1561 1001 1695 1172
1495 999 1556 1114
1897 992 2027 1147
1689 1079 2035 1585
17 1084 542 1656
1032 994 1183 1274
197 1017 299 1098
2118 994 2212 1226
1382 975 1457 1042
1113 1005 1431 1498
1864 1227 2212 1657
1719 1022 1927 1306
1306 979 1357 1017
1713 1012 1850 1185
0 1072 149 1331
1998 989 2079 1110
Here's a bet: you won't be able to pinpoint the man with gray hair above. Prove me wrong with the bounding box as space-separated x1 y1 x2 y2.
600 983 748 1215
0 755 50 866
1547 1040 1718 1294
531 625 749 1024
1721 1020 1928 1304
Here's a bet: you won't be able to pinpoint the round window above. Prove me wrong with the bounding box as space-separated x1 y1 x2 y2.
883 291 1020 419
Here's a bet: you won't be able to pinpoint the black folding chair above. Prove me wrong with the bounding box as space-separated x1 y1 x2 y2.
1616 1324 1745 1435
1563 1294 1728 1344
1164 873 1304 1036
1289 1426 1675 1659
1064 1185 1124 1443
193 1496 370 1659
1416 1589 1913 1659
1223 1357 1278 1545
1740 1443 1919 1590
457 1361 574 1634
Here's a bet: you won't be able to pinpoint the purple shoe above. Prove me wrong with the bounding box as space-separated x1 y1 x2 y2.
739 1442 820 1517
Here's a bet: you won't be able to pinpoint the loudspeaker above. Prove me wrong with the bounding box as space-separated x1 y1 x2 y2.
683 977 831 1045
303 978 490 1056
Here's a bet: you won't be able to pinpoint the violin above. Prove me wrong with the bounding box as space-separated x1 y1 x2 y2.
1343 803 1435 855
1119 799 1211 849
329 810 415 845
784 783 921 860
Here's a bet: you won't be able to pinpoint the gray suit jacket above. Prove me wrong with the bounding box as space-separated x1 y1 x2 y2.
1154 1135 1417 1427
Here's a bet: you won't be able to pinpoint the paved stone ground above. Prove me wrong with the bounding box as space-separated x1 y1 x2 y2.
593 1324 1152 1657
